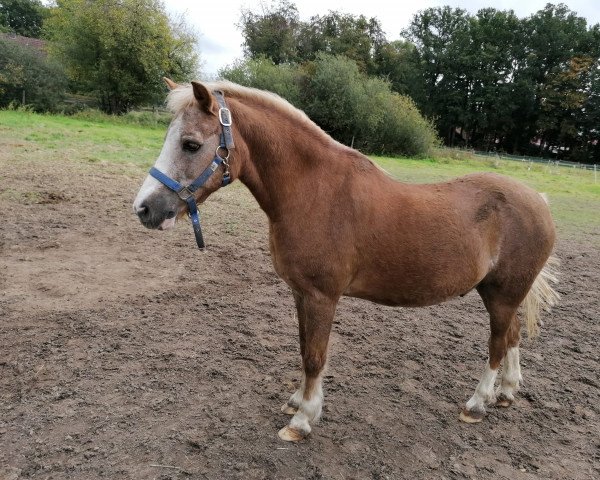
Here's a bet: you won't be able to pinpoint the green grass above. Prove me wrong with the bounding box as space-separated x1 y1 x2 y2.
0 109 166 166
1 109 598 241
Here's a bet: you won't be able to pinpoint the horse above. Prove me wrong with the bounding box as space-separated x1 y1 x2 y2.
133 79 559 442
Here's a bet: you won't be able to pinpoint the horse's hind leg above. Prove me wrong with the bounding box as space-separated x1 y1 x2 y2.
278 291 336 441
495 318 522 407
460 285 520 423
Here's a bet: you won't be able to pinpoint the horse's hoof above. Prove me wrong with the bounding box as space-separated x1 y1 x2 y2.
496 394 513 408
459 408 485 423
278 425 306 442
281 403 298 415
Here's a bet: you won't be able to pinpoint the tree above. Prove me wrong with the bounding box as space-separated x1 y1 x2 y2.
0 0 46 37
402 3 599 162
238 2 385 73
45 0 199 113
239 0 300 65
523 3 594 156
297 12 386 73
372 40 424 102
578 56 600 163
538 56 595 156
403 6 472 145
0 36 67 110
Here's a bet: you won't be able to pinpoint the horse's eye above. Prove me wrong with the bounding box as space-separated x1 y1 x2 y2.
183 140 201 152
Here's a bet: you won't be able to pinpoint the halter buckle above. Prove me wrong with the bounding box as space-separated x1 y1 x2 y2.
177 186 193 200
218 107 232 127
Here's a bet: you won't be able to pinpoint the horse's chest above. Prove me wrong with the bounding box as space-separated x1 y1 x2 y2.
268 228 343 292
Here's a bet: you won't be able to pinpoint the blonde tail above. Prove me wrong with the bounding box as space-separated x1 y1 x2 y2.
524 256 560 337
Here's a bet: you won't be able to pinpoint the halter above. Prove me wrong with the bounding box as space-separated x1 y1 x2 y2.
149 90 234 249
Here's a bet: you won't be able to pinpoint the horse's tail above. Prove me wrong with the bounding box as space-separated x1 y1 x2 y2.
523 192 560 338
523 255 560 337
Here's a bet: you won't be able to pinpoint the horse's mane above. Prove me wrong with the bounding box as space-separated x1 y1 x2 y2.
168 81 310 126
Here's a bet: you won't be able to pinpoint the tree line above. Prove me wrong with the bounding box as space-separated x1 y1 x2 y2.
231 1 600 163
1 1 598 161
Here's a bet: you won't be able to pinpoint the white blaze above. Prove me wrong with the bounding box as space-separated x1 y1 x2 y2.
133 116 182 212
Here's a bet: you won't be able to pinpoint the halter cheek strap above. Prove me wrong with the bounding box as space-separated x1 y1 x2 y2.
148 90 233 249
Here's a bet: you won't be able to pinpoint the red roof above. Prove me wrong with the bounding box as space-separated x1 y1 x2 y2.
0 33 47 54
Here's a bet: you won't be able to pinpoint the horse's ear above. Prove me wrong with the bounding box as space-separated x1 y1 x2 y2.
163 77 180 90
191 81 217 115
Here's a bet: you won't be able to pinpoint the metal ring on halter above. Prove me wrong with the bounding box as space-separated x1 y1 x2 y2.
215 145 231 179
216 144 230 160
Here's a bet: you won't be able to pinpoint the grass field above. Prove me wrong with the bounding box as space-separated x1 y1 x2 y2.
2 109 598 240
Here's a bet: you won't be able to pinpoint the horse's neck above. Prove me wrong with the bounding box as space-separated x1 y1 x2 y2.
233 99 362 222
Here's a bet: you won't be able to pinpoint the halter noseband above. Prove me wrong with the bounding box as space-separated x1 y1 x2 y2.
149 90 234 249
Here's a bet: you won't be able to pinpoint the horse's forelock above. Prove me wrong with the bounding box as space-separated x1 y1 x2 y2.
166 85 197 114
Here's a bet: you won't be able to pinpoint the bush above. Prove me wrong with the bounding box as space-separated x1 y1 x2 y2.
0 37 67 111
374 92 439 157
302 54 364 144
219 53 439 157
71 108 171 127
305 54 438 156
219 56 303 108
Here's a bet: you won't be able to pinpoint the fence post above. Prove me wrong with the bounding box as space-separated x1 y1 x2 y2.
595 164 597 184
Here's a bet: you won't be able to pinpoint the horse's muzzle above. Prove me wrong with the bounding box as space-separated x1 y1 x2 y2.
133 196 177 230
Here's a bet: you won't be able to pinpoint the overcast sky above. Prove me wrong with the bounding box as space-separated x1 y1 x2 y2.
161 1 600 77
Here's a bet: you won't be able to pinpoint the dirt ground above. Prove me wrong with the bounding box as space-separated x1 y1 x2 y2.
1 155 599 480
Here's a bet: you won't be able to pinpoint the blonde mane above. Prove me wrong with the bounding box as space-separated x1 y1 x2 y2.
167 81 314 128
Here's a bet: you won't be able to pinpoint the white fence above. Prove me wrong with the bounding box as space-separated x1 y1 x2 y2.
472 150 598 183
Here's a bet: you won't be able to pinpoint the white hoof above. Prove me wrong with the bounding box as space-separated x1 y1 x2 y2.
278 425 307 442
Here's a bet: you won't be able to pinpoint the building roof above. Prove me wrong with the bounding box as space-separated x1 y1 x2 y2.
0 33 47 54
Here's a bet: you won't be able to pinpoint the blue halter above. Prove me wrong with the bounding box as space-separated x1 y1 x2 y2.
149 90 234 249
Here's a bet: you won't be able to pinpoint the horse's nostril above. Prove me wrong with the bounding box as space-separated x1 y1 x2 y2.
166 210 176 219
136 204 149 218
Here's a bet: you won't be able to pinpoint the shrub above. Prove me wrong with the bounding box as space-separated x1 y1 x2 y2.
302 53 364 145
0 37 67 111
219 56 303 108
374 93 440 157
305 54 438 156
220 53 439 157
71 108 171 127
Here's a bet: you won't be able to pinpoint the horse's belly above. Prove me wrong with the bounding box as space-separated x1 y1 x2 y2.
344 261 487 307
344 287 469 308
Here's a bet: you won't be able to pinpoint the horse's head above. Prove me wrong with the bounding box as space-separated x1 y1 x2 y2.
133 79 232 234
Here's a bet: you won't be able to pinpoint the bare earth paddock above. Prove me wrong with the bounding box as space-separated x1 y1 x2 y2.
1 154 599 479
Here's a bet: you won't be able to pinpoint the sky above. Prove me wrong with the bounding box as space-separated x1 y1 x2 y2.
161 1 600 78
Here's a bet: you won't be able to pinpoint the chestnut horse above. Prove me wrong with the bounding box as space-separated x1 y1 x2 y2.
133 79 559 442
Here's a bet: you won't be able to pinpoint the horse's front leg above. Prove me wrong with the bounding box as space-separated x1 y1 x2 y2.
281 292 307 415
278 291 337 441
